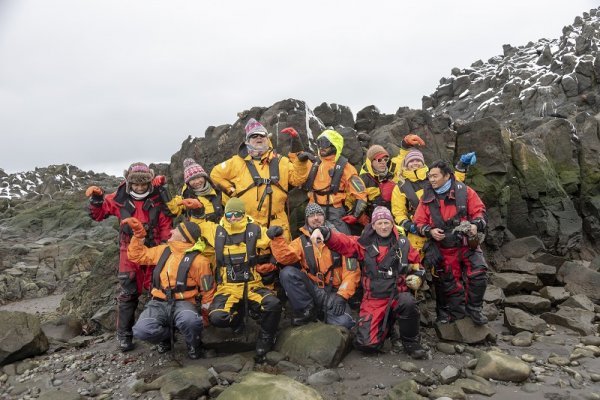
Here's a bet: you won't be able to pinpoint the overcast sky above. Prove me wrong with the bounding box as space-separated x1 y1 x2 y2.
0 1 596 176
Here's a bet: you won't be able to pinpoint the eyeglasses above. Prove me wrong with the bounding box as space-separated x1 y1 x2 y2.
374 156 389 163
248 134 265 139
225 211 245 219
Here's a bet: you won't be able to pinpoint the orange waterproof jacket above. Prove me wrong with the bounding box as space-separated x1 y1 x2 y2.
269 226 360 300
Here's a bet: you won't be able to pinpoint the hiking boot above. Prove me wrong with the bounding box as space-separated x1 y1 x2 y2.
255 331 275 361
403 341 427 360
435 307 452 324
156 340 171 354
118 336 134 353
231 318 245 335
466 306 488 325
291 306 316 326
187 344 205 360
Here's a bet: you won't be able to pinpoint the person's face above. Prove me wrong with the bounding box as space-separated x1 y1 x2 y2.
131 183 150 194
406 159 424 171
168 227 184 242
225 211 245 223
428 167 451 189
371 156 389 173
188 176 206 189
247 133 267 147
373 219 393 237
307 213 325 229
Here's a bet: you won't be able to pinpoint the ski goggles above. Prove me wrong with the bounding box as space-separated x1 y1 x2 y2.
225 211 245 219
316 136 333 149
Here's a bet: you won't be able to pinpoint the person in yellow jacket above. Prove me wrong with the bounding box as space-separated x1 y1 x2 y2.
196 197 281 361
301 128 368 234
210 118 311 241
359 145 397 220
390 134 475 323
269 203 360 329
123 218 215 359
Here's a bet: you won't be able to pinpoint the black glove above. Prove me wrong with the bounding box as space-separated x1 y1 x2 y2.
352 199 367 218
297 151 316 162
317 226 331 242
266 225 284 239
328 294 346 316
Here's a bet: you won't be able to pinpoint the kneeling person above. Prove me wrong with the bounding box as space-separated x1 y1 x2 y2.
123 218 215 359
269 203 360 329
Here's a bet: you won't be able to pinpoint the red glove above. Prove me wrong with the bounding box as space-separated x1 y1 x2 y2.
178 198 203 209
358 214 370 226
85 186 103 197
403 134 425 147
152 175 166 187
341 215 359 225
280 127 299 138
121 217 147 239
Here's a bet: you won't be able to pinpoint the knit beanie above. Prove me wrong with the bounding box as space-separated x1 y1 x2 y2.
366 145 389 161
183 158 208 183
224 197 246 214
244 118 268 140
124 162 155 184
371 206 394 225
403 150 425 168
177 220 201 243
305 203 325 219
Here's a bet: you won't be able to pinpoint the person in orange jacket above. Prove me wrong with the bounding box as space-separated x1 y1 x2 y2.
301 128 368 234
123 218 215 359
268 203 360 329
86 162 172 352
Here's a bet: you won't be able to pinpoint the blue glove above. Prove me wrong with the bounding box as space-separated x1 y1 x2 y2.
409 223 418 234
460 152 477 166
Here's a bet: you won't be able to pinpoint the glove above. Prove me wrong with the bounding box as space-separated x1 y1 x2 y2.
311 226 331 243
402 221 418 235
341 215 359 225
121 217 146 239
85 186 103 197
297 151 316 162
178 198 203 209
266 225 284 239
401 134 425 149
406 275 423 290
280 127 299 138
152 175 166 187
460 152 477 166
328 294 346 316
201 303 210 327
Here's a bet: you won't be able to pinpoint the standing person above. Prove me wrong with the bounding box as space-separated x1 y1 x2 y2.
302 128 368 234
360 145 397 219
197 198 282 361
86 162 172 352
413 160 488 325
123 218 215 359
268 203 359 329
310 206 427 359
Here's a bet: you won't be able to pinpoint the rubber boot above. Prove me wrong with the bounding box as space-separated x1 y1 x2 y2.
398 315 426 360
254 329 275 362
118 335 134 352
187 338 205 360
445 290 466 322
291 303 317 326
466 277 488 325
116 298 138 352
434 280 451 324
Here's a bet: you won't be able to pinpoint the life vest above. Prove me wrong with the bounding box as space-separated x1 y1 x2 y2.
152 248 200 296
304 156 349 214
397 179 429 215
299 235 342 289
361 172 395 211
115 183 163 247
182 183 223 222
421 179 468 248
214 223 262 284
357 226 410 299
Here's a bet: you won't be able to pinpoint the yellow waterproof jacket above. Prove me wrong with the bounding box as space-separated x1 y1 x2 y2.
210 142 309 240
307 130 367 209
198 216 272 286
270 226 361 300
127 237 215 305
359 157 398 213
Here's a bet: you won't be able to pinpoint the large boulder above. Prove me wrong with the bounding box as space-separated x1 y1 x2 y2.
500 236 545 258
490 272 542 294
134 365 217 399
217 372 322 400
434 318 496 344
473 350 531 382
0 311 49 365
275 322 351 368
541 306 597 335
557 261 600 302
504 295 551 314
504 307 547 334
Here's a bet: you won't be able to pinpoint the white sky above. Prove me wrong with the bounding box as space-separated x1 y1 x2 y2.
0 0 597 176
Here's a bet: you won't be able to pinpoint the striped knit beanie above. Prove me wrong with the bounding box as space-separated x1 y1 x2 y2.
403 149 425 168
183 158 208 183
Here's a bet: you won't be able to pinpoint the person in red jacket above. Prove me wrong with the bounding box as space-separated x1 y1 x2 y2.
412 160 488 325
311 206 427 359
86 162 172 352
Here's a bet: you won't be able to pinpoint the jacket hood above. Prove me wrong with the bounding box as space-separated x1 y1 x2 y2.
360 158 392 180
219 214 255 234
401 165 429 182
317 130 344 162
237 139 274 160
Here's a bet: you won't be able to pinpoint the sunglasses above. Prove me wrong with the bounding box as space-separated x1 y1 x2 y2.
225 211 245 219
374 156 389 163
248 134 265 139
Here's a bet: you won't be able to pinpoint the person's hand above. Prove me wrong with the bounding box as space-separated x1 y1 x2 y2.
152 175 166 187
280 127 299 138
402 134 425 148
310 228 325 244
406 275 423 290
85 186 103 197
341 215 359 225
178 198 203 209
460 152 477 166
430 228 446 241
266 225 284 239
121 217 146 238
297 151 316 162
329 294 346 316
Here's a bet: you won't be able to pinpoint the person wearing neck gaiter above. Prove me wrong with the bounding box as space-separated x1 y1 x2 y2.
86 162 173 352
413 160 489 327
359 145 397 221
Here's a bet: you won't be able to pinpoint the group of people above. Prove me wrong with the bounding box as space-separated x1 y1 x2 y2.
86 117 489 361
